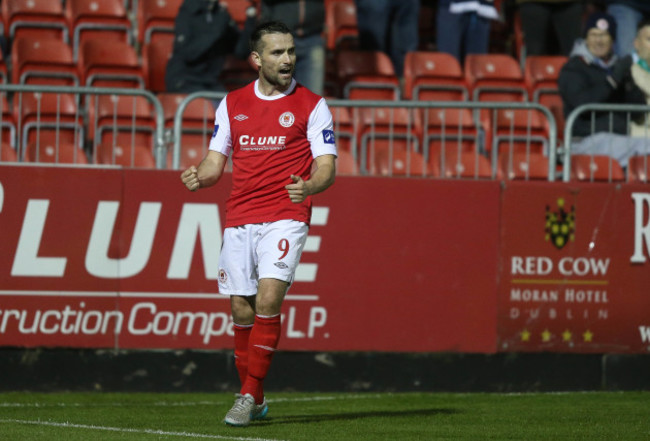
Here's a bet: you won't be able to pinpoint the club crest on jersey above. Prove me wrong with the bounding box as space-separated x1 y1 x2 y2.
322 129 335 144
211 125 219 138
279 111 295 127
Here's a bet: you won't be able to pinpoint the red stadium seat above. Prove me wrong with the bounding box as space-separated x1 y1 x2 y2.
65 0 133 62
336 50 400 100
0 143 18 162
499 151 549 180
2 0 69 43
137 0 181 45
224 0 256 29
0 94 17 148
142 34 174 93
366 138 429 177
79 39 145 88
336 149 359 175
525 56 568 143
490 108 549 155
325 0 358 51
329 105 356 155
570 155 625 182
97 141 156 168
14 92 83 154
628 155 650 182
25 141 88 164
432 150 494 180
11 38 79 86
85 94 155 141
403 51 469 101
464 54 528 102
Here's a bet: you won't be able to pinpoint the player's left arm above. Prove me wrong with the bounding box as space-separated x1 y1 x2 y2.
286 154 336 203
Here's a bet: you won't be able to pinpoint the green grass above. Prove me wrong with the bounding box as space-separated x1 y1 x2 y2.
0 391 648 440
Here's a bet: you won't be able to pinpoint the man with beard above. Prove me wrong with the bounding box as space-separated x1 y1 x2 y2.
180 21 337 427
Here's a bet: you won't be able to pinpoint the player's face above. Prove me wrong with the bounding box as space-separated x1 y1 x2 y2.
255 33 296 91
635 26 650 64
586 28 613 60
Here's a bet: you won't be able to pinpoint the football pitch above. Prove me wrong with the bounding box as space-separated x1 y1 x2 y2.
0 391 648 440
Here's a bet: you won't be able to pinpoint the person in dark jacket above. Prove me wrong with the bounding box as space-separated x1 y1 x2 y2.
558 12 649 166
260 0 325 95
165 0 257 93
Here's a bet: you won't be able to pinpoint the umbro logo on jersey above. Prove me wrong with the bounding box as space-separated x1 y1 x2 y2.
234 114 248 121
274 262 289 269
322 129 335 144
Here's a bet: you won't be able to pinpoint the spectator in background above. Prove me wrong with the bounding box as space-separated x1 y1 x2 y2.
260 0 325 95
436 0 499 65
165 0 257 93
516 0 583 56
354 0 420 77
629 18 650 137
605 0 650 56
558 12 648 166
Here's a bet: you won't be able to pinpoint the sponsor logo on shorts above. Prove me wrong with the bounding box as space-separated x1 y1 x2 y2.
322 129 335 144
218 269 227 283
274 262 289 269
279 111 295 127
211 125 219 139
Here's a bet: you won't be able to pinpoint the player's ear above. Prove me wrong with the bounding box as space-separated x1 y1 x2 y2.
251 51 262 69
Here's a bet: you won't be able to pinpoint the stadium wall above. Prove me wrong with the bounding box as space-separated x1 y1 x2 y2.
1 164 650 354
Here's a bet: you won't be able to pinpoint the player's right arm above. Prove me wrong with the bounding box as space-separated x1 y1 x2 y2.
180 151 228 191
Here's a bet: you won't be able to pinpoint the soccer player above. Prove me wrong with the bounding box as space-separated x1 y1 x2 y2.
180 21 337 427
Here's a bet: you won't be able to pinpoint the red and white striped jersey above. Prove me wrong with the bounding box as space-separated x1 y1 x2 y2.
209 79 337 228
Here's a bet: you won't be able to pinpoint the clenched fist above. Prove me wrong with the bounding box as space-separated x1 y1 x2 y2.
181 166 200 191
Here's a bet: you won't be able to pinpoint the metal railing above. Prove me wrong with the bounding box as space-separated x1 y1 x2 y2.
170 95 558 181
563 103 650 182
0 84 166 168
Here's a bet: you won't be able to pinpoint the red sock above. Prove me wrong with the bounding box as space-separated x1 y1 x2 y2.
233 323 253 387
241 314 281 404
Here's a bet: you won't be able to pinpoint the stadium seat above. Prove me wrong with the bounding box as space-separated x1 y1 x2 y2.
97 141 156 168
0 143 18 162
499 151 549 180
628 155 650 182
0 94 17 148
11 38 79 86
0 50 6 84
525 55 568 143
79 39 145 88
25 141 88 164
335 149 359 176
329 105 356 155
159 93 216 167
570 155 625 182
490 108 549 155
85 94 155 141
136 0 181 45
464 54 528 102
65 0 133 62
367 139 429 177
142 33 174 93
432 150 494 180
403 51 469 101
361 134 421 175
224 0 256 29
14 92 83 155
2 0 69 43
336 50 400 100
325 0 358 51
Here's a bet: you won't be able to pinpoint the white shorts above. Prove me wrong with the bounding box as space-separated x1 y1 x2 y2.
217 219 309 296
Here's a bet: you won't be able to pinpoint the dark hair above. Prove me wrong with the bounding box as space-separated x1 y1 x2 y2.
249 21 292 53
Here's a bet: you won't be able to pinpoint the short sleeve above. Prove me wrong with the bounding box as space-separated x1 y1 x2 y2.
307 98 338 158
208 95 232 156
